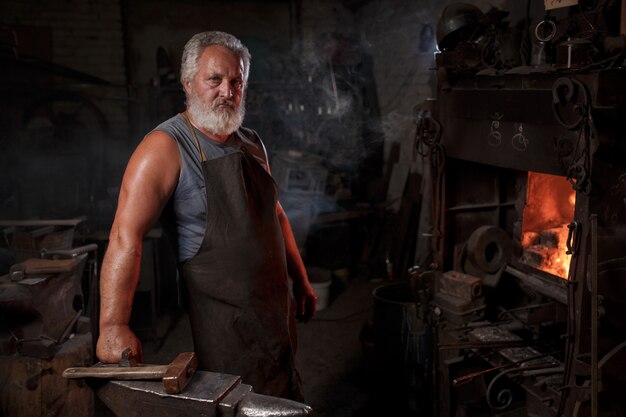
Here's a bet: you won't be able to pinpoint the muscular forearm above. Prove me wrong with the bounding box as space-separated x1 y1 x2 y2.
99 232 143 328
96 227 144 363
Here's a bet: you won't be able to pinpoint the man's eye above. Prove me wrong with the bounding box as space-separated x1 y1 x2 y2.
232 79 243 89
209 77 221 84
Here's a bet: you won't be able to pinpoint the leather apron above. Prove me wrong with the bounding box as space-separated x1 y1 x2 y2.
179 116 303 400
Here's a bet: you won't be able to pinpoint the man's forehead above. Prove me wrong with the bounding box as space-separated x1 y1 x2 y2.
199 45 244 72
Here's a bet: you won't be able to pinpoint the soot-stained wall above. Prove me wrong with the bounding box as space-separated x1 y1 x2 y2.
1 0 522 240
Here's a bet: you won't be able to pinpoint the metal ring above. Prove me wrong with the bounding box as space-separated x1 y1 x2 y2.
535 19 557 42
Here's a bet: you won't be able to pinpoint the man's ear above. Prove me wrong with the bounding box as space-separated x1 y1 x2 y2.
182 79 191 95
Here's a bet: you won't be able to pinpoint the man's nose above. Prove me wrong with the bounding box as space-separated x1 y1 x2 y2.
218 80 233 97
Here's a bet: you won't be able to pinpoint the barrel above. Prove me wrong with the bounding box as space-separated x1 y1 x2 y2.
372 282 430 414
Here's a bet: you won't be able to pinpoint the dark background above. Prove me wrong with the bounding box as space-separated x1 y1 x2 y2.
0 0 541 236
2 1 617 416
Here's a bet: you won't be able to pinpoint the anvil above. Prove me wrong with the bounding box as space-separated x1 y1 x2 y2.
92 369 313 417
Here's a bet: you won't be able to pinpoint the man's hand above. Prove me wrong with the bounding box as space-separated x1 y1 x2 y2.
96 324 143 364
293 279 318 323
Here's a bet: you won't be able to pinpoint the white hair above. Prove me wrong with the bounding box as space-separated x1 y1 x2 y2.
180 31 251 87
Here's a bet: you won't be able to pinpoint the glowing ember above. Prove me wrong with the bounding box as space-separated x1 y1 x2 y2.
521 226 572 278
521 172 576 279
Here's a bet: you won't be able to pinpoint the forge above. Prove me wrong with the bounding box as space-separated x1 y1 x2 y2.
520 172 576 280
416 65 626 417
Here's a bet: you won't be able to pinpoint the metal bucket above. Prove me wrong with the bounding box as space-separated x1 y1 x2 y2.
372 281 430 414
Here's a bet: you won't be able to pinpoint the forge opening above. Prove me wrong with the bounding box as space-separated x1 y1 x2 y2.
521 172 576 279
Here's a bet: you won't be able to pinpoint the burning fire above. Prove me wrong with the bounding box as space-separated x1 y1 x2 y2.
521 172 576 279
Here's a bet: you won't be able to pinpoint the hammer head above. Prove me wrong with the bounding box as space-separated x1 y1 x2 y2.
162 352 198 394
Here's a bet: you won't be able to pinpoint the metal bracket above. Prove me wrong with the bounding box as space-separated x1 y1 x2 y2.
566 221 581 255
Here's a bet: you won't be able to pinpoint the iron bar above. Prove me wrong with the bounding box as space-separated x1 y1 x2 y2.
591 213 598 417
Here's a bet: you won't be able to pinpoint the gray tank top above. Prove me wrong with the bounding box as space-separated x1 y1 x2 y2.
154 113 270 262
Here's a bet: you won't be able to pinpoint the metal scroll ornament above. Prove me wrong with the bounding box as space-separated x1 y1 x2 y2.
551 77 594 194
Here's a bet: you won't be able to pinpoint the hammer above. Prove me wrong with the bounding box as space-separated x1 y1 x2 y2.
63 351 198 394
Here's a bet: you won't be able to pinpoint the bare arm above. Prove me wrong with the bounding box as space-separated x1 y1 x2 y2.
259 134 317 321
96 131 180 363
276 202 318 322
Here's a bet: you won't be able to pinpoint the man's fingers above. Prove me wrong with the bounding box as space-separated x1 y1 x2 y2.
133 344 144 363
97 326 143 363
299 295 306 315
301 295 317 322
310 296 317 318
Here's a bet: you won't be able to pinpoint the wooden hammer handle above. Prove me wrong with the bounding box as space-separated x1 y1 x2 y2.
63 365 167 379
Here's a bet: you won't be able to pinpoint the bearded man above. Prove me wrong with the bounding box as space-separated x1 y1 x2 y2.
96 31 317 401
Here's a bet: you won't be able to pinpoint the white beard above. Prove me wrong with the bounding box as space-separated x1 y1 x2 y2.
187 93 245 136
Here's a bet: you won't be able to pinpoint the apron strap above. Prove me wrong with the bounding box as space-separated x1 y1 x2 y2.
181 112 207 162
